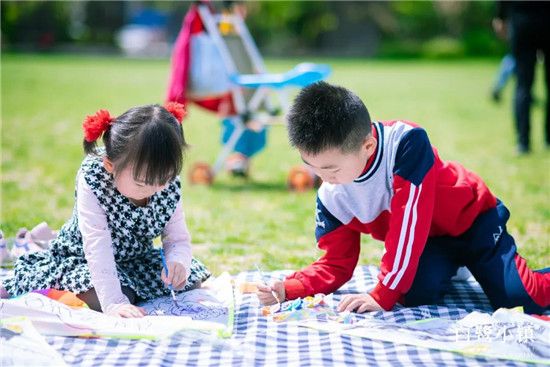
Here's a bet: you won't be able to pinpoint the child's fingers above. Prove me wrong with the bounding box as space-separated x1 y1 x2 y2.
257 284 272 292
167 263 178 284
173 279 187 290
161 262 177 285
127 305 146 318
118 309 132 318
165 262 186 285
172 266 187 289
342 299 364 313
258 294 276 305
117 305 146 318
160 262 187 289
356 303 373 314
271 281 285 302
256 282 284 305
172 265 187 288
257 289 277 305
337 295 356 312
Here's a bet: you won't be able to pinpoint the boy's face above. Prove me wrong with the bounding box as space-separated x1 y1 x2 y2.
300 136 376 185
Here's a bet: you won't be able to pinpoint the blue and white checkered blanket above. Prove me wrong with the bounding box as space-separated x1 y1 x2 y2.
1 266 537 366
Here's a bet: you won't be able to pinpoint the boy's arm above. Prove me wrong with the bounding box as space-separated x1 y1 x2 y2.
370 127 436 310
284 198 361 300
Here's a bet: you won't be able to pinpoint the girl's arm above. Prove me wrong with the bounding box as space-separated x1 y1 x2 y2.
161 197 192 280
76 173 131 312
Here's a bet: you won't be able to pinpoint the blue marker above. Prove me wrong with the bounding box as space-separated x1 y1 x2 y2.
160 248 179 306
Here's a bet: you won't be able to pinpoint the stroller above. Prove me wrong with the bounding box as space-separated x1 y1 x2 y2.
166 1 330 190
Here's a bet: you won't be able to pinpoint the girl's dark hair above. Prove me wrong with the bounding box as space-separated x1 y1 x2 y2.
83 104 187 185
287 81 371 155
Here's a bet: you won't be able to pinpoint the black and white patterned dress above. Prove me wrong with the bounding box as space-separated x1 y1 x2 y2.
3 153 210 300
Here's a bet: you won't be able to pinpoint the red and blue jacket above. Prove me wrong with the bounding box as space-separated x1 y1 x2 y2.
283 120 497 310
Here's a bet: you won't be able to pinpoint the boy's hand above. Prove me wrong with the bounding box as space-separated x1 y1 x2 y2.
161 261 187 290
106 303 147 318
338 293 383 313
257 281 285 305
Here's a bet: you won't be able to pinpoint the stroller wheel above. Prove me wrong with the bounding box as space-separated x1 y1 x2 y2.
189 162 214 185
287 165 321 192
225 153 249 178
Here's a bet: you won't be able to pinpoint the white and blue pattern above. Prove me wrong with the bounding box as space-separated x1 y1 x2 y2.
0 266 534 366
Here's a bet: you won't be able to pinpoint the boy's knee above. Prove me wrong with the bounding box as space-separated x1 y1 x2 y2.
403 288 444 307
403 269 454 307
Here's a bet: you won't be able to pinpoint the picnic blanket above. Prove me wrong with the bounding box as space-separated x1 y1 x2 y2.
0 266 545 366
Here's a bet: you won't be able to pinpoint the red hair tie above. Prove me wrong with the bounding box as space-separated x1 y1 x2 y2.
164 102 186 123
83 109 114 142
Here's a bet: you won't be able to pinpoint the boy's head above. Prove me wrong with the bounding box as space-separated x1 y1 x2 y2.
287 81 376 184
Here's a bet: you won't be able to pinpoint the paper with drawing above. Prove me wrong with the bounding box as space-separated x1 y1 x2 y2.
0 272 234 339
138 272 234 335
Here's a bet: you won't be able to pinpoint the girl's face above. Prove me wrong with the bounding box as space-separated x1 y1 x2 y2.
103 159 168 202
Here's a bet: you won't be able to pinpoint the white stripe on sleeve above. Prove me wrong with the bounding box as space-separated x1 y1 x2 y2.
382 183 417 287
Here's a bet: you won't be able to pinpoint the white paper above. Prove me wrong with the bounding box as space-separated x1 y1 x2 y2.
300 308 550 365
1 316 67 366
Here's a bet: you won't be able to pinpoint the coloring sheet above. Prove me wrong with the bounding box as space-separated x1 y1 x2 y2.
0 272 234 339
138 272 234 336
0 316 67 366
0 294 193 339
300 308 550 365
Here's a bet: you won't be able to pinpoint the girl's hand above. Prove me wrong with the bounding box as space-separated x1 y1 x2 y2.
257 281 285 305
106 303 147 318
337 293 383 313
161 261 187 290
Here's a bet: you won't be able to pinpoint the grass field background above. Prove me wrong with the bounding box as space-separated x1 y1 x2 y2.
2 54 549 274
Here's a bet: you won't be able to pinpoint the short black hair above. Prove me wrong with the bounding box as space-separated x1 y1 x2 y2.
287 81 371 155
84 104 187 185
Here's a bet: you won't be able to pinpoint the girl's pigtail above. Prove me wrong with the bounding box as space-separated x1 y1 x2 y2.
163 102 186 123
82 109 114 155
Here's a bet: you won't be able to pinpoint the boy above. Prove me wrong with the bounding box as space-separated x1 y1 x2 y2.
257 82 549 314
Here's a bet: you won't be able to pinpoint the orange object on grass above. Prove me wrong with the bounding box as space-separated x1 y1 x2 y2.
287 166 320 192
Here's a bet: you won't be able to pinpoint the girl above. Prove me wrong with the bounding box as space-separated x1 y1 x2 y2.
1 102 210 317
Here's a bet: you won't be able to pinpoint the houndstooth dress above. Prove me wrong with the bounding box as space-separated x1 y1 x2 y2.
3 153 210 300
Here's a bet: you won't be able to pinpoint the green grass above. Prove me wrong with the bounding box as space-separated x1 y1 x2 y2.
2 54 549 274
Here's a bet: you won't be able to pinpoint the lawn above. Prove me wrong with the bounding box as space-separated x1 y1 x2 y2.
1 54 549 274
